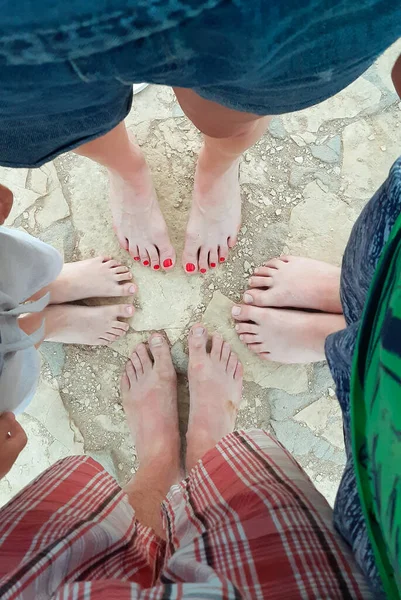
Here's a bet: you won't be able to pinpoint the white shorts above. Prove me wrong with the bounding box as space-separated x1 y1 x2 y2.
0 227 62 413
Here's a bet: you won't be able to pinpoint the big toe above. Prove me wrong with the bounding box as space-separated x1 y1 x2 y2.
149 333 174 368
188 324 208 357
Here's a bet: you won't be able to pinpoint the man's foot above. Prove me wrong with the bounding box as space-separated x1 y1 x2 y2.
121 334 181 471
109 140 176 271
47 257 136 304
182 153 241 274
44 303 133 345
186 324 243 471
232 304 345 363
244 256 342 313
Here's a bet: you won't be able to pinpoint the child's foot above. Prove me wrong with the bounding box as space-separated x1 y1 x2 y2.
244 256 342 313
121 334 180 469
47 257 136 304
232 305 345 363
182 153 241 274
186 324 243 471
44 303 133 345
109 141 175 271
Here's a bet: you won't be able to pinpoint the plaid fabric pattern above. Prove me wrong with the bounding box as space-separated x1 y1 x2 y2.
0 430 371 599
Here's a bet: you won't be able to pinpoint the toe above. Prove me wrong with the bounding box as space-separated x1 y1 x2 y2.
218 243 228 264
263 258 284 269
159 245 176 271
228 235 237 249
211 332 223 359
247 342 268 355
183 234 200 274
112 265 130 274
111 327 126 338
221 341 231 367
136 343 152 370
126 360 137 385
112 304 134 319
119 282 137 297
115 271 133 282
254 266 276 278
227 351 238 376
100 332 120 343
239 333 261 344
248 275 272 289
235 322 259 335
105 259 118 268
188 324 207 356
139 247 150 267
130 351 144 377
114 227 129 251
149 333 173 367
121 372 130 393
112 320 129 331
234 361 243 381
198 247 209 274
146 246 160 271
231 304 262 323
209 248 218 269
243 289 270 307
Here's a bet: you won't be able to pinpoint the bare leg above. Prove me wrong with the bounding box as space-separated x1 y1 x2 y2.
185 324 243 472
74 123 175 271
174 88 270 274
120 334 181 537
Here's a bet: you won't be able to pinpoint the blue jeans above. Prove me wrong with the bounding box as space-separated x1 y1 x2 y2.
0 0 400 166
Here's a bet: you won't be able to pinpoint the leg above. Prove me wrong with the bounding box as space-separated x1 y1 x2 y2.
174 88 270 274
75 122 175 271
120 334 182 537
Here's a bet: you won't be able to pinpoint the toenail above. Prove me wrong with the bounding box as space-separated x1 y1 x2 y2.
134 256 140 261
129 285 136 294
186 263 195 272
200 268 207 274
143 260 149 266
153 264 160 270
126 306 133 315
235 324 240 331
239 335 244 341
150 335 163 347
254 267 260 273
163 258 173 268
232 306 241 316
244 293 253 304
210 262 216 268
219 257 226 263
193 326 204 337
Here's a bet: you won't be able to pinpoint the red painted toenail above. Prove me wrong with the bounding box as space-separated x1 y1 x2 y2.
133 256 140 261
219 257 226 263
153 264 160 270
200 268 207 274
163 258 173 268
186 263 195 272
210 262 216 268
143 260 149 266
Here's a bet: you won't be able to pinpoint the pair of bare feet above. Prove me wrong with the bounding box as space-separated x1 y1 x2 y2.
121 324 243 486
19 257 136 346
231 255 346 363
109 140 240 274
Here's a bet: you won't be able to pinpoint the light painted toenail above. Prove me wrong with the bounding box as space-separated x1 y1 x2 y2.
193 326 204 337
150 336 163 347
129 285 136 293
126 306 133 315
239 335 244 341
244 293 253 304
232 306 241 316
235 324 240 331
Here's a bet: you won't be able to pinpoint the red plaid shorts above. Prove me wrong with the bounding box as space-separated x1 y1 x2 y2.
0 430 372 599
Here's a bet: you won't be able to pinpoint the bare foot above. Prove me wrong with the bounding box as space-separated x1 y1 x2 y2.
186 324 243 471
109 140 176 271
43 303 133 345
244 256 342 313
121 334 180 470
182 153 241 274
47 257 136 304
232 304 345 363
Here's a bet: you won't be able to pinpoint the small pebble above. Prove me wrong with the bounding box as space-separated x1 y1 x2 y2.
245 153 251 162
328 388 336 397
294 156 304 164
380 145 387 152
275 209 282 216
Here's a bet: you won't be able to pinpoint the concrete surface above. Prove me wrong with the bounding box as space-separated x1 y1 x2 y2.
1 40 401 508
